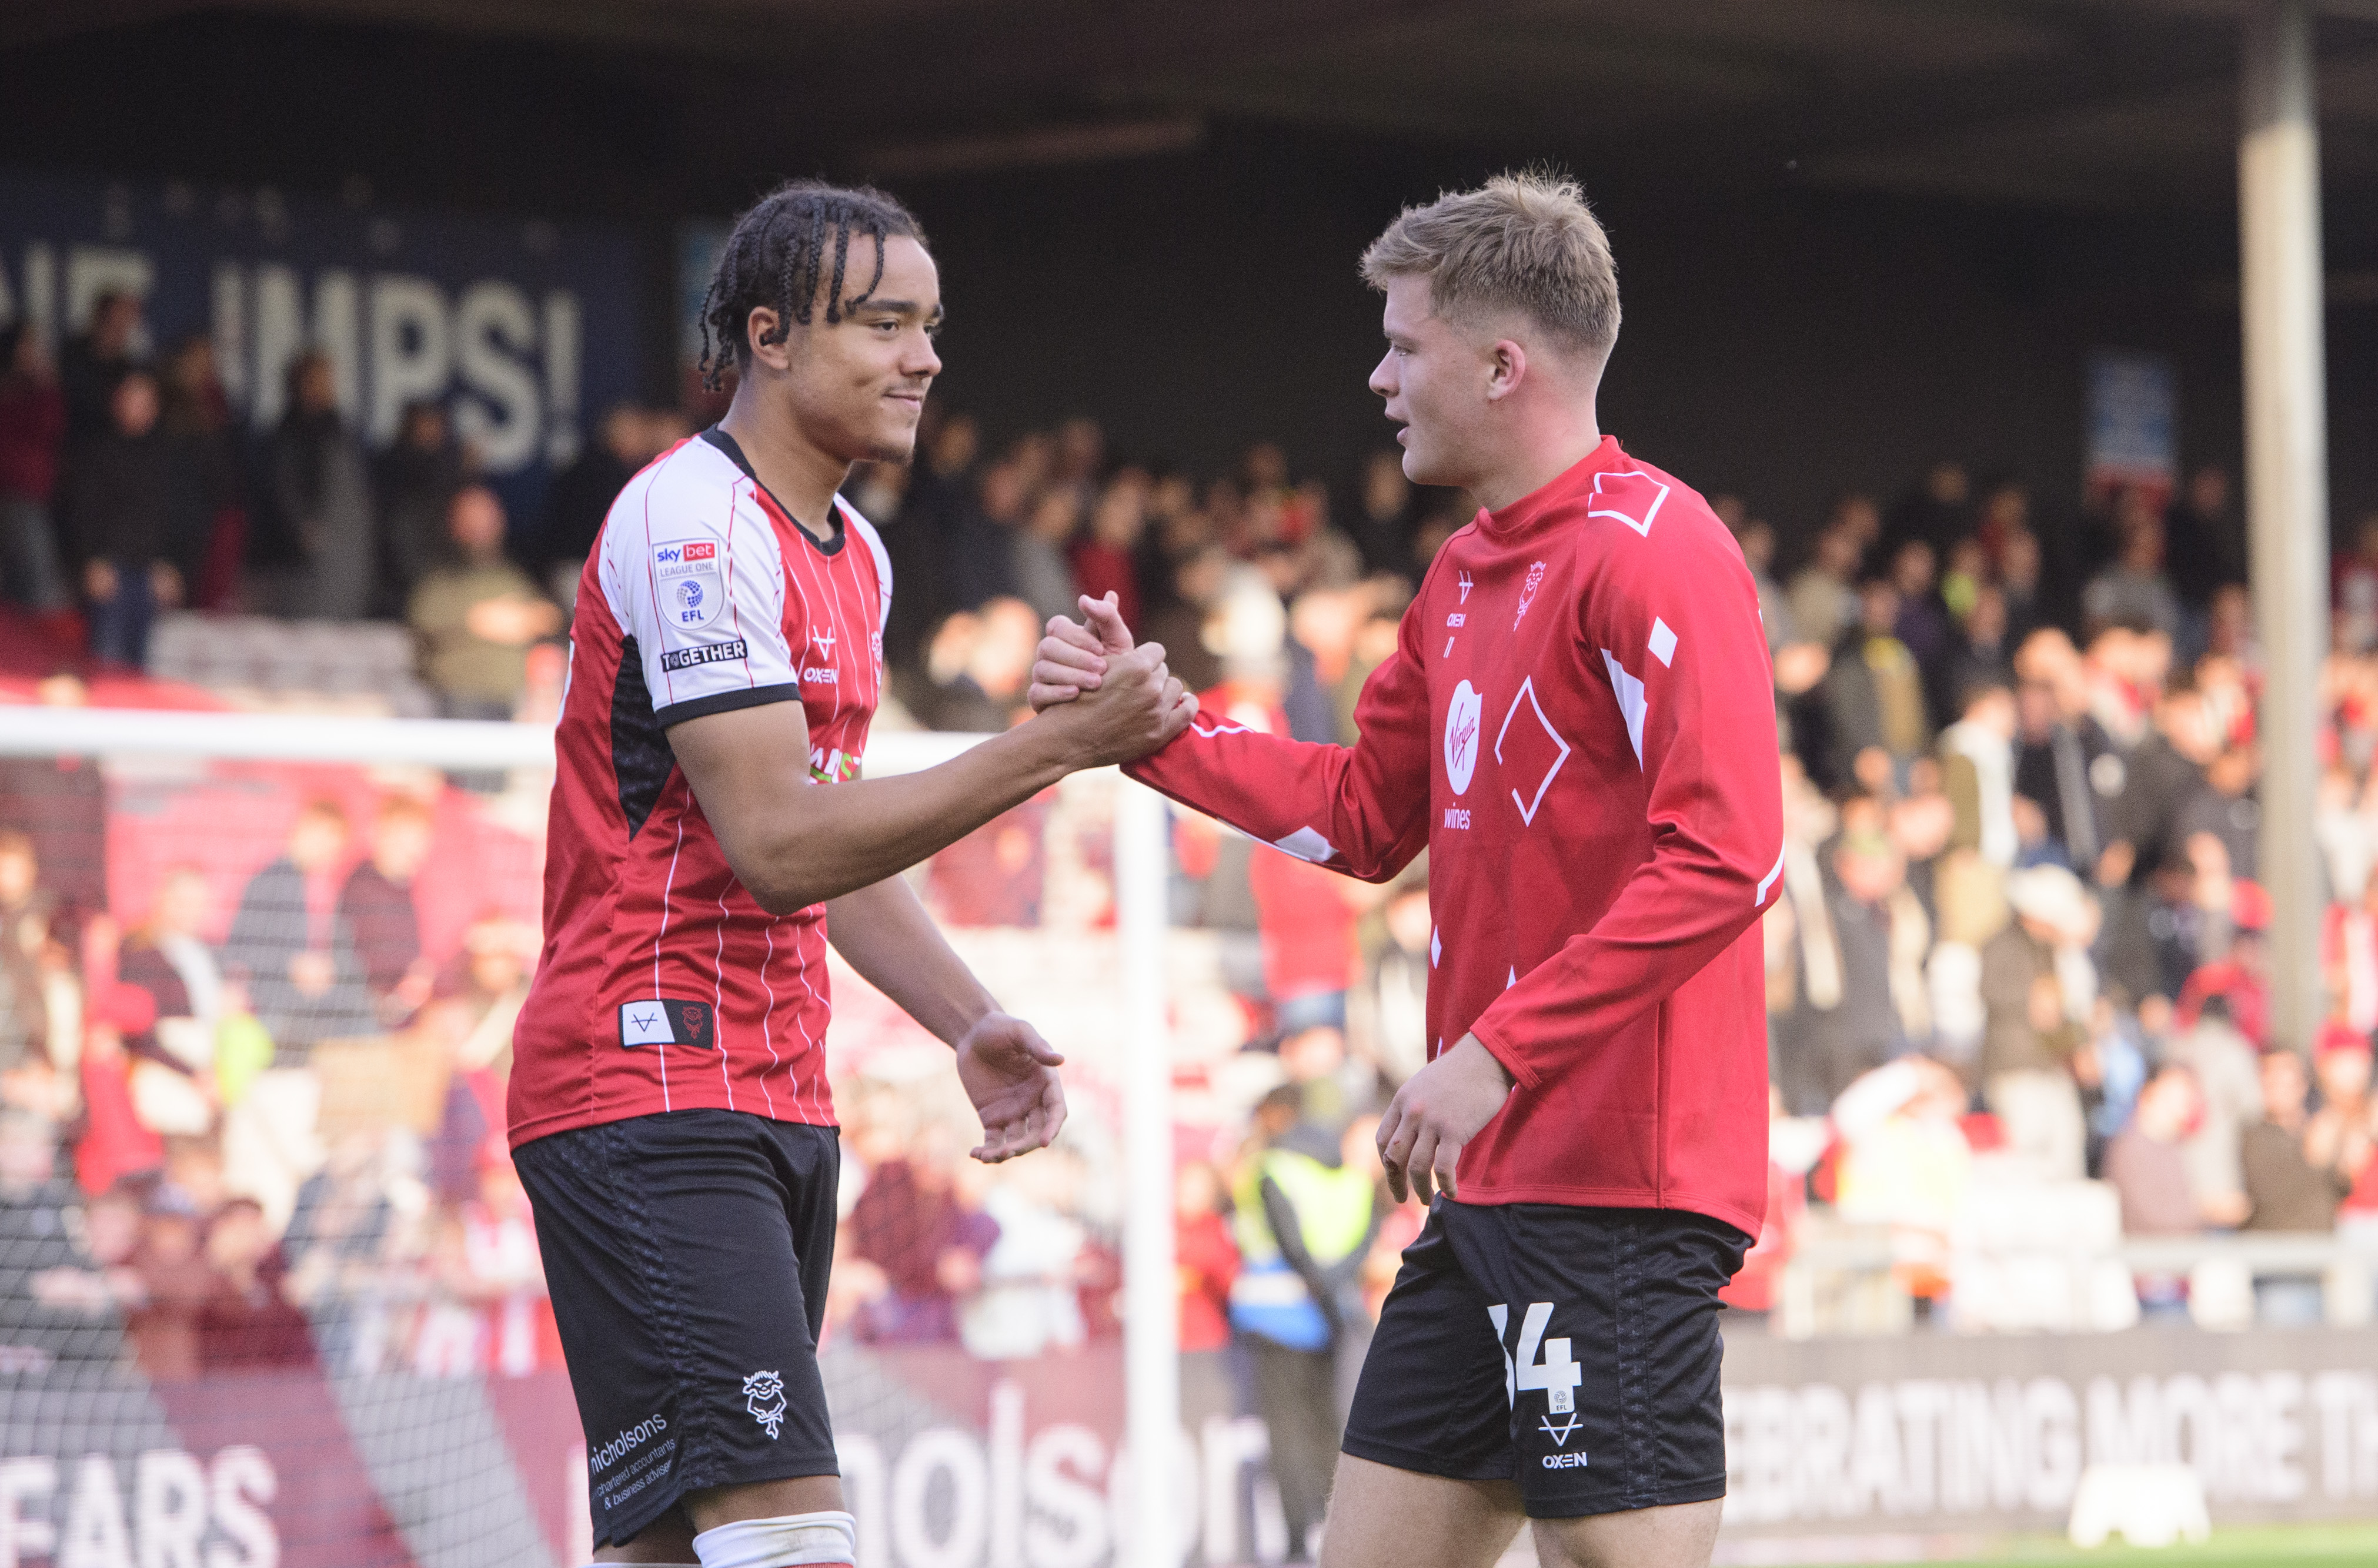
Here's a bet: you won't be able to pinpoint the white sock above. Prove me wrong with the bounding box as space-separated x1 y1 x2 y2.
692 1511 857 1568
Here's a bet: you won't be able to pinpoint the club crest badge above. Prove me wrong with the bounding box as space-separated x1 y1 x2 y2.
744 1370 787 1439
1514 561 1547 629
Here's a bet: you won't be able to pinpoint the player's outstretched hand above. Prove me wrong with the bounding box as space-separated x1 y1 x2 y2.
1375 1034 1514 1205
956 1012 1068 1164
1028 593 1133 711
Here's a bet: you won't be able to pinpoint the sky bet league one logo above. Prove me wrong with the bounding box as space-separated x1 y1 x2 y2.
653 540 724 629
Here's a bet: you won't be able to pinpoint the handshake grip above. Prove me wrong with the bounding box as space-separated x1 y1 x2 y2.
1030 596 1198 767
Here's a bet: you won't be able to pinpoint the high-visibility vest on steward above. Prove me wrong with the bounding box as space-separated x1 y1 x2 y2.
1228 1145 1375 1351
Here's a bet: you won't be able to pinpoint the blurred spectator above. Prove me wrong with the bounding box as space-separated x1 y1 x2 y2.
66 369 179 667
283 1128 398 1372
156 335 244 611
927 796 1048 927
197 1195 314 1370
123 1183 215 1381
0 1109 130 1370
2101 681 2221 924
1939 681 2019 870
408 485 560 720
1175 1160 1237 1352
844 1138 999 1345
1229 1085 1378 1566
1786 508 1864 651
2164 995 2263 1228
2243 1048 2347 1322
1806 577 1927 793
1355 877 1431 1085
0 320 69 611
2176 880 2273 1049
2180 742 2262 883
340 797 434 1025
2168 464 2242 613
1070 469 1148 632
1779 798 1927 1114
1352 450 1417 579
1251 843 1360 1039
2075 995 2148 1174
1143 546 1230 699
75 982 165 1196
1980 867 2096 1179
2012 630 2118 876
118 867 225 1066
1831 1057 1973 1309
1731 514 1792 648
961 1152 1089 1360
0 834 50 1084
60 290 143 448
884 412 995 675
251 350 375 620
413 1153 552 1377
2105 1062 2211 1318
1881 461 1970 563
534 401 646 604
1889 540 1953 676
374 398 470 616
225 797 375 1060
1010 486 1082 626
2082 496 2183 641
923 597 1041 734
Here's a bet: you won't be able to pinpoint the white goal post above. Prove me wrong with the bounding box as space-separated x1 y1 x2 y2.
0 702 1180 1568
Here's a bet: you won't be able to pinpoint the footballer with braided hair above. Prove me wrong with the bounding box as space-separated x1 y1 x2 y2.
509 180 1195 1568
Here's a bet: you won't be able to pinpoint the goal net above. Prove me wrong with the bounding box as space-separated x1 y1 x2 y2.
0 706 1278 1568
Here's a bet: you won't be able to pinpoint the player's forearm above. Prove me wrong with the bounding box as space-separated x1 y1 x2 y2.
1128 723 1426 882
824 876 997 1046
737 723 1076 913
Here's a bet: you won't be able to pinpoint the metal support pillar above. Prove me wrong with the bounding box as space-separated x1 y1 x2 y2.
2240 0 2329 1053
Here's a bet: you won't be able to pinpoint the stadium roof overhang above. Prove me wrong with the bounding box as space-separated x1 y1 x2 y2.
13 0 2378 213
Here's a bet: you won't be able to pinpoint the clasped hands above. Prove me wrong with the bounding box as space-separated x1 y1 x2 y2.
1029 593 1198 765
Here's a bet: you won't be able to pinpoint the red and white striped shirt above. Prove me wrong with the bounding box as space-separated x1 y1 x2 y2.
509 429 889 1148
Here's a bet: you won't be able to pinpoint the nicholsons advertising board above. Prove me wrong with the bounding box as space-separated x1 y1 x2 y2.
3 1330 2376 1567
0 170 640 527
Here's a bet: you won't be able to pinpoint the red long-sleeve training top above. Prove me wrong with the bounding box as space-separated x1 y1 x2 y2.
1128 438 1784 1236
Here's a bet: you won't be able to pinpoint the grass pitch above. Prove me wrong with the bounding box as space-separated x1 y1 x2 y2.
1836 1523 2378 1566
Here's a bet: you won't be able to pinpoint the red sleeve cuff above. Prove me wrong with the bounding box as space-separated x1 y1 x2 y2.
1467 1019 1542 1092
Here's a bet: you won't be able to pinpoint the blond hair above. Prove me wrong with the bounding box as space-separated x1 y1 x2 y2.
1360 169 1619 359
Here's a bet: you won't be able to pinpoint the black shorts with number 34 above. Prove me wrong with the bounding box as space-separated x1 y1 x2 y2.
1342 1200 1751 1519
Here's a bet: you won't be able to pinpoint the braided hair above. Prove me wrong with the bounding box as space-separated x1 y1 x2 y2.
696 180 927 392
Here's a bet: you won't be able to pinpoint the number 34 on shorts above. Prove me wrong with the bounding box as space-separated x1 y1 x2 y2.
1489 1300 1581 1415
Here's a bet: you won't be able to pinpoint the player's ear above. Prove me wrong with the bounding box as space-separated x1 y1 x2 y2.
1484 338 1527 403
745 306 793 374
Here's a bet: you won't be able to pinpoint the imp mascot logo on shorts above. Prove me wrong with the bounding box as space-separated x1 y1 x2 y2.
743 1370 788 1439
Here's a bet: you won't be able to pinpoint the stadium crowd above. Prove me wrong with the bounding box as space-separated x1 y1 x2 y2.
4 283 2378 1430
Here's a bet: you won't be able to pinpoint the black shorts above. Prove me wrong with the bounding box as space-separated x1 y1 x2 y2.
1342 1201 1751 1519
513 1109 841 1547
